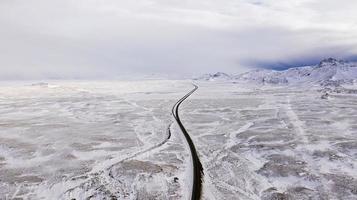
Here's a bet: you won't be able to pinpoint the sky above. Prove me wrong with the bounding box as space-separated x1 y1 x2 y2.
1 0 357 79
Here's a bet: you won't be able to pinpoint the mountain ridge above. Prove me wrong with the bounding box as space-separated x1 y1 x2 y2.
195 58 357 86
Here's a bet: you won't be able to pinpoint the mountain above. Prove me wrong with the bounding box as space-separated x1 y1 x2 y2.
197 58 357 86
193 72 231 81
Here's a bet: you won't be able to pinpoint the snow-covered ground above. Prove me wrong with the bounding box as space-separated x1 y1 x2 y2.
0 80 357 199
0 80 193 199
184 81 357 199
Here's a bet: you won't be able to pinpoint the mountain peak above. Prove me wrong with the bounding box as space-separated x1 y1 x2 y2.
194 72 231 81
318 58 346 67
212 72 229 78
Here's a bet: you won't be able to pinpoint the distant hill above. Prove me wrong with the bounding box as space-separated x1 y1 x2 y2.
195 58 357 86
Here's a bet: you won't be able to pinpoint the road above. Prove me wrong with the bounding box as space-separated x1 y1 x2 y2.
172 84 203 200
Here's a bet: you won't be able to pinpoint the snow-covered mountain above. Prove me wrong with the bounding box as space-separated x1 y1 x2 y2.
197 58 357 86
193 72 231 81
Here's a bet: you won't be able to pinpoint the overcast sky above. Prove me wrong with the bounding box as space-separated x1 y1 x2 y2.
1 0 357 79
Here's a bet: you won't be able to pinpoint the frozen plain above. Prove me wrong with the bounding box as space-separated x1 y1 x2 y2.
0 80 357 199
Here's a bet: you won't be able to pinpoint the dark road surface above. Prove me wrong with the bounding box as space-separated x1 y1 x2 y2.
172 84 203 200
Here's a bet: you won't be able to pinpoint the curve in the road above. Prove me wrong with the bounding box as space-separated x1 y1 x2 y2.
172 84 203 200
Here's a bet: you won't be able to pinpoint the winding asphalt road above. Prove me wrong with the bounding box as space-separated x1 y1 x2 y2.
172 84 203 200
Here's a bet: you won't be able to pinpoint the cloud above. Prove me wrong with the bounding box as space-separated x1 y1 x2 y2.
0 0 357 79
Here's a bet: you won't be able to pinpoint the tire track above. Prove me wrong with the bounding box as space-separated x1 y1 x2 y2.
56 122 173 198
109 122 172 165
